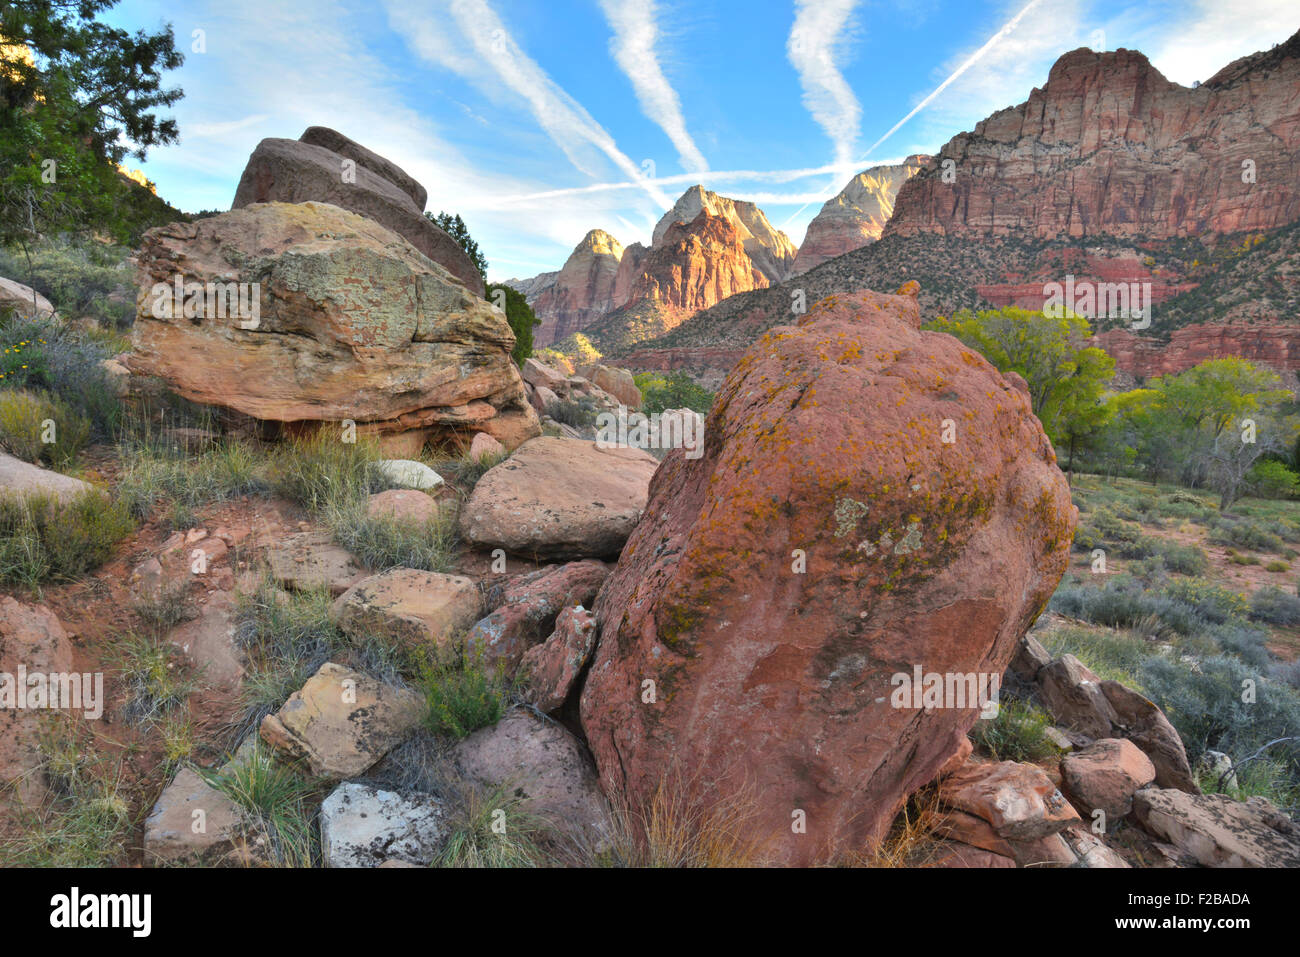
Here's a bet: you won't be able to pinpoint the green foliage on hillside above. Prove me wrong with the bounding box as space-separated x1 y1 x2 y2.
925 307 1115 464
0 236 135 327
1085 358 1297 509
0 0 184 246
633 371 715 415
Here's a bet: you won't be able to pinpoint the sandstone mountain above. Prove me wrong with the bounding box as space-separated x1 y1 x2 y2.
887 34 1300 240
651 184 797 282
527 229 624 346
516 186 795 348
618 30 1300 384
792 154 931 274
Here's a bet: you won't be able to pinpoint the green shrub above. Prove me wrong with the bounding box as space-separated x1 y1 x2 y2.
633 370 715 415
0 490 134 587
270 431 389 512
1162 579 1249 624
1140 654 1300 779
1249 459 1300 500
113 632 196 726
1040 624 1148 685
0 388 90 467
0 717 131 866
1209 516 1285 553
546 398 598 430
436 784 552 868
326 500 458 573
204 742 323 867
419 649 512 739
233 579 345 739
970 698 1061 762
1249 586 1300 626
116 438 268 519
0 237 135 329
0 314 122 436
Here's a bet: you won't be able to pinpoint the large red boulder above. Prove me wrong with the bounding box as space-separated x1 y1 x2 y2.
579 286 1076 865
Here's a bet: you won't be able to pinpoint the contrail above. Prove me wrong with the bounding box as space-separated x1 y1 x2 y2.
788 0 863 171
599 0 709 173
864 0 1044 156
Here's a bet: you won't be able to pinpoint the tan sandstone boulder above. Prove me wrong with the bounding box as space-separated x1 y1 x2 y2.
232 134 482 294
259 662 423 778
0 277 55 320
1060 738 1156 821
332 568 481 650
579 287 1076 865
459 437 659 560
127 202 538 452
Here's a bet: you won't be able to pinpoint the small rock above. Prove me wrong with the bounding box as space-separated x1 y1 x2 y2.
332 568 481 649
259 663 423 779
1060 738 1156 821
459 437 658 560
143 767 245 866
520 605 598 712
0 451 95 504
365 488 439 524
938 760 1081 841
1132 788 1300 867
469 432 505 462
1100 680 1198 793
1198 750 1237 789
1037 655 1118 740
451 708 611 850
320 782 448 868
265 531 365 596
464 561 609 672
377 459 444 491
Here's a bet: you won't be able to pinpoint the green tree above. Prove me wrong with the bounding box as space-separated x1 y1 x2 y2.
427 211 488 283
633 371 715 415
0 1 184 247
1107 359 1295 508
485 283 538 366
925 307 1115 449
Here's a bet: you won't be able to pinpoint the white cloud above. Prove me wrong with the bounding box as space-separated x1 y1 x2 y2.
598 0 708 173
787 0 863 171
1139 0 1297 86
387 0 671 209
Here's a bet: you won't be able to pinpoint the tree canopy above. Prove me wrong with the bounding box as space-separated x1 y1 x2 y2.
0 0 184 245
428 211 488 283
925 306 1116 453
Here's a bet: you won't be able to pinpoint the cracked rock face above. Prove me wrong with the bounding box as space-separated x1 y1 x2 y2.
580 286 1076 865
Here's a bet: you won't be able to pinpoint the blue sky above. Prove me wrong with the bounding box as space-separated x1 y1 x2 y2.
106 0 1298 281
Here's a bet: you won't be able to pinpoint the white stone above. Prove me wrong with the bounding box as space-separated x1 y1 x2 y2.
377 459 445 491
320 783 448 867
